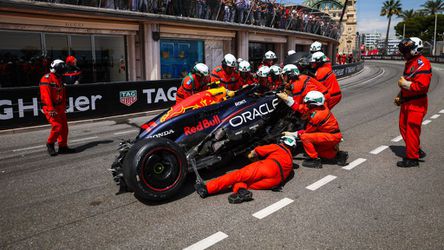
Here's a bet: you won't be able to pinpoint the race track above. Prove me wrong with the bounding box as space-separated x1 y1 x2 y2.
1 61 444 249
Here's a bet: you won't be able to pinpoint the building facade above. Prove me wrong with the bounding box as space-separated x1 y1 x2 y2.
0 0 339 88
363 32 382 50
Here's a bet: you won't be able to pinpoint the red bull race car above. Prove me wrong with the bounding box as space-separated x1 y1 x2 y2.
111 84 303 201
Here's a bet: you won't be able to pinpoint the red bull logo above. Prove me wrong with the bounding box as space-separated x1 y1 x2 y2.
184 115 221 135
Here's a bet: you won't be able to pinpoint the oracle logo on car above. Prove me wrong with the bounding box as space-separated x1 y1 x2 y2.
229 98 279 128
184 115 221 135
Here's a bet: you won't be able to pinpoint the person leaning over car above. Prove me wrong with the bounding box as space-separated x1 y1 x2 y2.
211 53 240 91
194 135 296 204
175 63 210 104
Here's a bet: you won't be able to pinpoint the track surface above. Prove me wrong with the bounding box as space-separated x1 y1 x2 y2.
1 61 444 249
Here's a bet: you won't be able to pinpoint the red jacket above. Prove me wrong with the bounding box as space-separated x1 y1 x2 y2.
254 144 293 178
401 54 432 113
289 75 330 111
303 105 341 134
314 63 341 97
210 65 240 91
176 73 206 103
39 73 66 111
239 74 255 86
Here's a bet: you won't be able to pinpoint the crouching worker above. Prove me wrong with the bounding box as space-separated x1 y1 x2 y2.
194 135 296 204
285 91 348 169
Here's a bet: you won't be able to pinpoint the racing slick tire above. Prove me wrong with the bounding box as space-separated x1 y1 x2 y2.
122 138 188 201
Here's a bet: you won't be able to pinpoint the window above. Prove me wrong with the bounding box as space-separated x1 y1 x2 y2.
71 35 93 83
160 39 204 79
95 35 127 82
248 42 275 71
45 33 69 61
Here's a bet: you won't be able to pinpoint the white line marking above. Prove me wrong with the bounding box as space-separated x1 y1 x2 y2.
114 130 138 135
70 136 98 143
370 145 389 155
306 175 337 191
439 109 444 114
342 158 367 170
252 198 294 219
430 114 440 119
183 232 228 250
12 145 45 152
391 135 403 142
422 120 432 125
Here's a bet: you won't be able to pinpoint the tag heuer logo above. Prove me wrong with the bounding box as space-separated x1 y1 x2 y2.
120 90 137 106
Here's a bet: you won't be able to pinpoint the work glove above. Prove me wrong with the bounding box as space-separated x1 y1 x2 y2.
277 92 295 107
282 131 299 138
247 150 257 160
398 76 412 90
394 96 401 106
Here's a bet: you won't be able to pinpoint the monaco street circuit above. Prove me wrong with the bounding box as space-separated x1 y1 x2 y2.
1 61 444 249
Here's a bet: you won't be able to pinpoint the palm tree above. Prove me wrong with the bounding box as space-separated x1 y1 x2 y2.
380 0 402 55
400 9 416 21
421 0 444 15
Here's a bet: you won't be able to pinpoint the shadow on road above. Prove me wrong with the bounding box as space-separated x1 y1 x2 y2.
389 145 405 159
74 140 114 153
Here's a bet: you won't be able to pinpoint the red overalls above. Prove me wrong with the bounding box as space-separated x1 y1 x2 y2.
39 73 68 147
288 75 331 112
206 144 293 194
399 55 431 159
239 74 255 86
176 73 205 104
210 66 240 91
299 105 342 159
314 63 342 109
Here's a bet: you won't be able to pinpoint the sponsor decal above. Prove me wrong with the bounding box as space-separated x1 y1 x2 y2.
148 129 175 138
235 99 247 106
120 90 137 106
184 115 221 135
229 98 279 128
141 121 157 133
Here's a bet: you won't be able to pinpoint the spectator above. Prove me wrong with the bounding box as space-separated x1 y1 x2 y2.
196 0 207 19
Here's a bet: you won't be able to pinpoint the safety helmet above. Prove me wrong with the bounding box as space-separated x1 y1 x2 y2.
310 41 322 53
269 65 283 76
398 37 423 56
282 64 300 77
287 50 296 56
310 51 328 63
65 55 77 66
238 61 252 73
222 53 237 67
192 63 209 77
257 66 270 78
280 135 297 147
50 59 67 76
303 90 325 106
264 51 277 60
237 58 244 63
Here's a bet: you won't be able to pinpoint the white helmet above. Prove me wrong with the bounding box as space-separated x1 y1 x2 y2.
410 37 424 52
282 64 300 77
257 66 270 78
50 59 67 75
238 61 251 73
287 50 296 56
237 58 244 63
264 51 277 60
192 63 209 76
303 90 325 106
223 53 237 67
310 51 328 63
310 41 322 53
280 135 297 147
269 65 283 75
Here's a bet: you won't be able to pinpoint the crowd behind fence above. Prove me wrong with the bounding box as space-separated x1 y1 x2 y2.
33 0 341 39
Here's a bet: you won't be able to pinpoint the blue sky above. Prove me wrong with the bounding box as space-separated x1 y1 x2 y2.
289 0 425 36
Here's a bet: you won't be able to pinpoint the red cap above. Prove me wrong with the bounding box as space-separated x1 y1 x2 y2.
66 55 77 66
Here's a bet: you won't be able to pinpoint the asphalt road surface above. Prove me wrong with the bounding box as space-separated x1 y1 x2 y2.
1 61 444 249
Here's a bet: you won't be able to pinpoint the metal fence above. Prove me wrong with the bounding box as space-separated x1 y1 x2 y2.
362 55 444 64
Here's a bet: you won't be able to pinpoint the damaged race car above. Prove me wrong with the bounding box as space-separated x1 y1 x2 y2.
110 84 303 201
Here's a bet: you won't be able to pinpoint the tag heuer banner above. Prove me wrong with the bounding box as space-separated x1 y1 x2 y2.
120 90 137 106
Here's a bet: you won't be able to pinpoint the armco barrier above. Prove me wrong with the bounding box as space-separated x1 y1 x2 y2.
0 62 364 130
362 55 444 63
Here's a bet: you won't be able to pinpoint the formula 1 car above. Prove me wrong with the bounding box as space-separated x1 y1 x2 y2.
110 84 303 201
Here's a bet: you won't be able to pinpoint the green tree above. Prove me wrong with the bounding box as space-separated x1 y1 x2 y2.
421 0 444 15
400 9 416 21
380 0 402 55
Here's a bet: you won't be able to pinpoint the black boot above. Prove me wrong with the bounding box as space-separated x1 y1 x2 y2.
397 158 419 168
46 143 57 156
302 158 322 168
419 149 426 159
336 151 349 166
228 188 253 204
194 182 209 198
58 146 76 154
